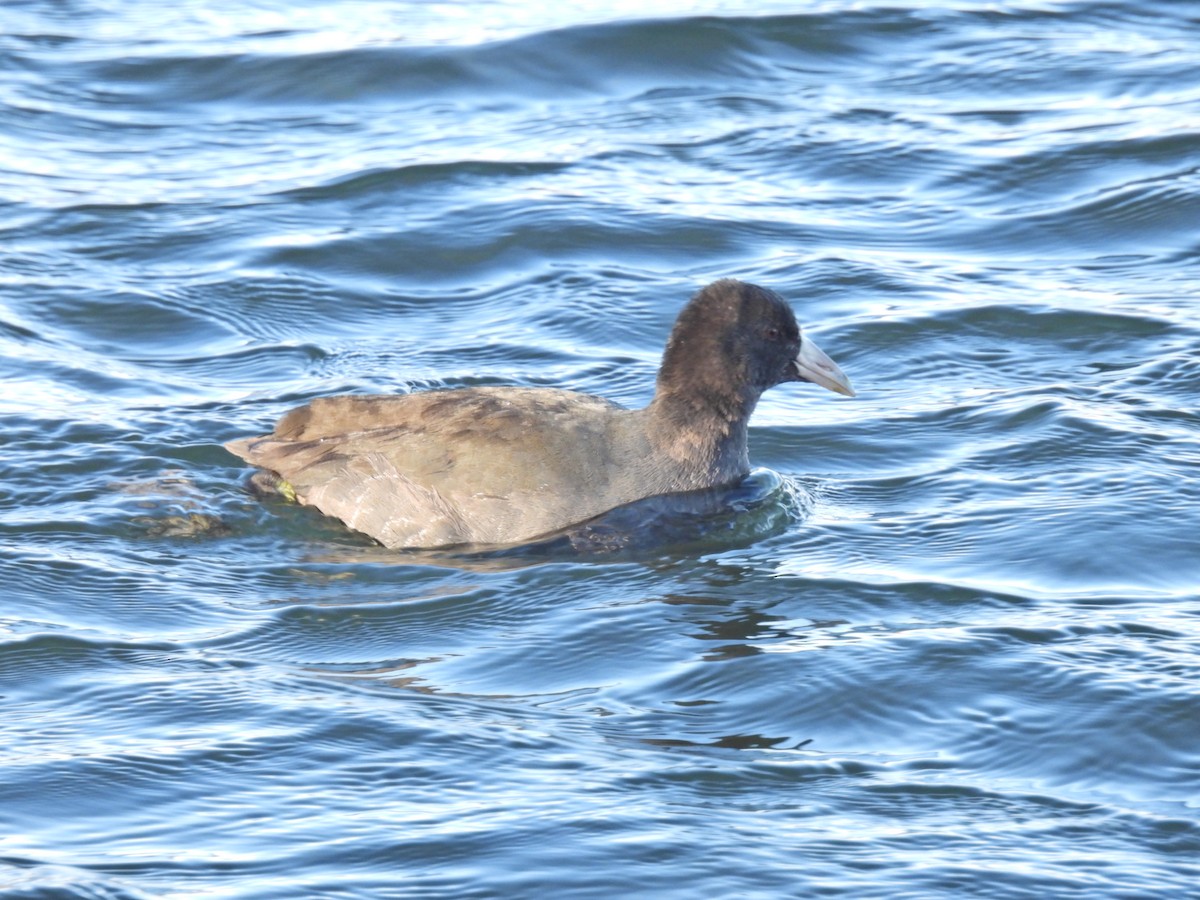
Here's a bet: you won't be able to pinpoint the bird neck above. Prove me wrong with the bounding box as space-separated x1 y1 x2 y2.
645 384 758 488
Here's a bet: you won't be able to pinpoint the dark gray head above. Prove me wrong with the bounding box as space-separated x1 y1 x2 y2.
655 279 854 413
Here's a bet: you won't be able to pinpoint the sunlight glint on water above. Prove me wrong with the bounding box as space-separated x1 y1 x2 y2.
1 1 1199 898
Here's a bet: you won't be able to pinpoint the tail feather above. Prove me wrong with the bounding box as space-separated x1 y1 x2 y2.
224 437 257 462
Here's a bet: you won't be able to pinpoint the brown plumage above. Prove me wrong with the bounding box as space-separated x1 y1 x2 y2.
226 279 854 548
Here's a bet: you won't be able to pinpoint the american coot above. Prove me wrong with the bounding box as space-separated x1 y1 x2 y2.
226 279 854 549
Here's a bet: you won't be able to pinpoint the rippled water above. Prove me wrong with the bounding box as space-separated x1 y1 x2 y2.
3 1 1199 897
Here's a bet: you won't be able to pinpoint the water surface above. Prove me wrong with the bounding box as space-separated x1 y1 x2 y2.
2 1 1199 897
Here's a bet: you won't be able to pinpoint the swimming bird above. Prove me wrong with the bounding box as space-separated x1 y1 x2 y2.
225 278 854 549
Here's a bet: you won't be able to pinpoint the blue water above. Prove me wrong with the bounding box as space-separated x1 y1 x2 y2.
3 1 1199 897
